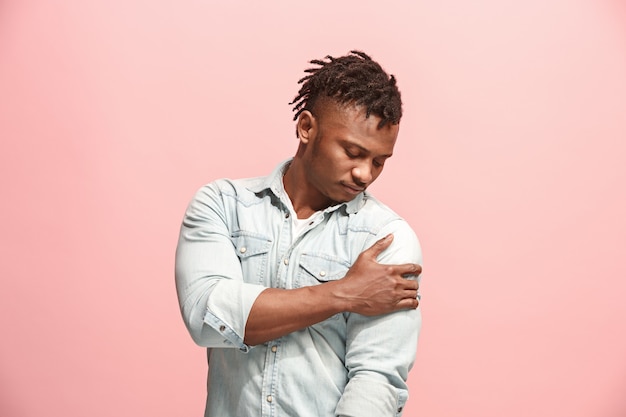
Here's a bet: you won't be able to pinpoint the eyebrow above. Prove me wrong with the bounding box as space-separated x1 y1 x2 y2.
340 140 393 158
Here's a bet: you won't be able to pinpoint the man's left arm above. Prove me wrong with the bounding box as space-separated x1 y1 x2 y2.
335 219 423 417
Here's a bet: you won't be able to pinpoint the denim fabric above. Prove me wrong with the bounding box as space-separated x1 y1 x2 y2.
175 160 422 417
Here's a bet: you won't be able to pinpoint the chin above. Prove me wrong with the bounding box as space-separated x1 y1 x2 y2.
336 193 359 203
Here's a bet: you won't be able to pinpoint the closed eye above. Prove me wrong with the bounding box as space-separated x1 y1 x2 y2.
345 149 360 159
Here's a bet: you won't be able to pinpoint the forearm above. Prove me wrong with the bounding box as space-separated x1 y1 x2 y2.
244 281 346 345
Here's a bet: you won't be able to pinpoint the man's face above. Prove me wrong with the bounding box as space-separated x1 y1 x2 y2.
297 100 399 205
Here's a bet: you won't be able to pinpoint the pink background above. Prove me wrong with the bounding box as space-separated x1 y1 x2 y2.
1 1 625 416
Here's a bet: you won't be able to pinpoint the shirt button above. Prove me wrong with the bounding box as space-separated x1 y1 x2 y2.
319 270 326 277
266 395 273 403
397 407 403 412
285 212 290 218
283 258 289 265
308 221 314 226
219 325 225 332
271 345 277 353
239 247 247 254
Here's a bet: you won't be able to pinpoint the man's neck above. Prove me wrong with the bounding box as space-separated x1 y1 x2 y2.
283 159 332 219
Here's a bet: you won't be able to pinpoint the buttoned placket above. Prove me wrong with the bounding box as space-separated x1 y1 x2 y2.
261 203 330 416
261 203 295 417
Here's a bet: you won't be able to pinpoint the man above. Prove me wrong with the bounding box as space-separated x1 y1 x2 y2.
176 50 423 417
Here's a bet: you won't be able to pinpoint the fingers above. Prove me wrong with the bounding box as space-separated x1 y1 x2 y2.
396 262 422 277
396 297 419 310
361 237 423 279
400 279 419 291
363 234 394 259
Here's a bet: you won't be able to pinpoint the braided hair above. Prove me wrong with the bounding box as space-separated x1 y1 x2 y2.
289 50 402 135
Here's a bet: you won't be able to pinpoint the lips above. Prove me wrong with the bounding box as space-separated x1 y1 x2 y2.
341 182 365 194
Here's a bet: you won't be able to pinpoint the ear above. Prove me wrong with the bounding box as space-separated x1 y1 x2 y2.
296 110 317 145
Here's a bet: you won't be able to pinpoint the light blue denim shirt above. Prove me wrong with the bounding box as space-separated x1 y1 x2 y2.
175 160 422 417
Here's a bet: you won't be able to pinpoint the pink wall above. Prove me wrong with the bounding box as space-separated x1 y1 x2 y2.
1 1 625 416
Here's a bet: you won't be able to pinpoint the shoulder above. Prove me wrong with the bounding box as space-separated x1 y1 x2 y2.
184 175 270 221
354 193 422 264
350 192 412 234
192 175 266 203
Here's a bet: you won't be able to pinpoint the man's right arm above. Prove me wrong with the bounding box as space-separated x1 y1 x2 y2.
175 184 420 350
243 235 420 345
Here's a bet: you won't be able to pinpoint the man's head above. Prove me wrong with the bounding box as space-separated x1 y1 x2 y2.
285 51 403 210
290 50 402 135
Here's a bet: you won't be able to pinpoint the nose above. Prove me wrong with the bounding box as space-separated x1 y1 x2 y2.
352 163 373 186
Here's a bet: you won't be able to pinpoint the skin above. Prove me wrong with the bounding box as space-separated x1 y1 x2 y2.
243 98 421 346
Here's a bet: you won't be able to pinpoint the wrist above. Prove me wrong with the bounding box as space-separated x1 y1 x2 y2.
320 280 352 313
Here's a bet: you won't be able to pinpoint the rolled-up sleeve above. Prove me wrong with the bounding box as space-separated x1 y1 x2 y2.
175 184 266 351
336 220 423 417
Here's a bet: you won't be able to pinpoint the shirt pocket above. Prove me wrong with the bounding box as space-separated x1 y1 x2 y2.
231 230 272 285
295 253 350 287
296 253 350 324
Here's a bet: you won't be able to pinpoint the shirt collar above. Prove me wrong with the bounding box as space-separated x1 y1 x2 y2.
246 158 365 215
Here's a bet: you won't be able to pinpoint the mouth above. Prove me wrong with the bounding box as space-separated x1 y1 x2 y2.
341 182 365 195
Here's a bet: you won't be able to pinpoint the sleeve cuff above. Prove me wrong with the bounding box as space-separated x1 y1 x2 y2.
204 279 266 352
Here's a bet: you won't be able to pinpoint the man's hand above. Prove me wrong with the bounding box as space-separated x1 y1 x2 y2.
331 234 421 316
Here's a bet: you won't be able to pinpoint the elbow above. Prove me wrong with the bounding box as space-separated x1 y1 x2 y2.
179 301 212 347
181 313 207 347
189 328 209 347
184 319 218 348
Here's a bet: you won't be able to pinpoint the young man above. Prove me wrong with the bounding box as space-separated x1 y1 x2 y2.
176 51 423 417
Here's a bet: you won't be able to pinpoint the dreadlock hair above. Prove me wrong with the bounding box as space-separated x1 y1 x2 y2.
289 50 402 136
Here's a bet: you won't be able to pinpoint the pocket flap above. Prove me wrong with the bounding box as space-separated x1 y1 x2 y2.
231 231 271 258
298 253 350 282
